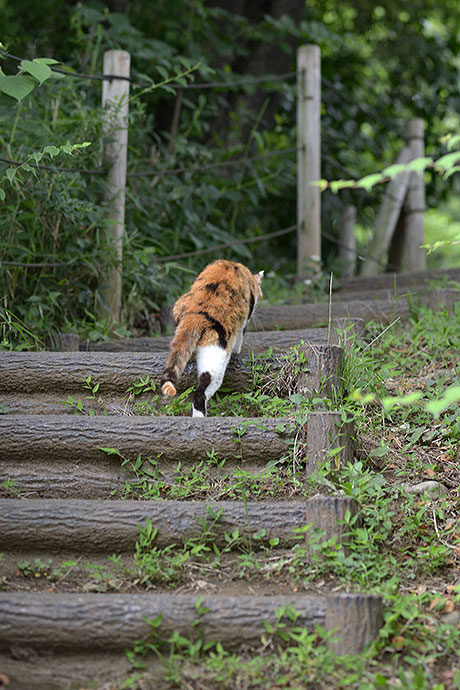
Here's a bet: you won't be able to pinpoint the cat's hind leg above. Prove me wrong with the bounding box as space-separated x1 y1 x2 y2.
192 345 228 417
233 328 244 355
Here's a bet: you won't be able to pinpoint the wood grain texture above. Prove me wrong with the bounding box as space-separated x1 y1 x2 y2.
304 411 355 472
0 495 359 552
0 345 341 394
0 652 154 690
82 327 332 353
248 298 410 330
0 344 343 414
0 498 307 550
335 267 460 294
402 118 426 271
0 415 290 464
360 146 411 278
0 591 382 655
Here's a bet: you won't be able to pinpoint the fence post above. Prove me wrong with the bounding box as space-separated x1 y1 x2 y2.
99 50 130 327
402 118 426 272
360 146 412 277
297 45 321 278
338 205 357 277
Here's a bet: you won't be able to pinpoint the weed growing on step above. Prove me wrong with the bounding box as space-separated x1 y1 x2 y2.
90 297 460 689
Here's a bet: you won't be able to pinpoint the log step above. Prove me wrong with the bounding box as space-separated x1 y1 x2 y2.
0 495 358 553
83 327 332 353
0 592 383 660
250 288 459 330
334 267 460 294
0 344 343 414
0 412 354 498
332 285 460 306
79 320 364 353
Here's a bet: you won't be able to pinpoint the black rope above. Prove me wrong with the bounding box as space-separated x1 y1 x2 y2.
321 229 395 271
127 146 299 178
157 224 297 262
0 50 296 90
0 156 104 175
171 71 297 90
0 146 299 178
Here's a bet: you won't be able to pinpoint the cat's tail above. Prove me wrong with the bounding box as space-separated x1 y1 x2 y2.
161 315 201 397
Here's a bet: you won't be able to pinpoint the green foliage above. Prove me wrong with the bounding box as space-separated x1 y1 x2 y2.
0 50 62 104
1 2 459 341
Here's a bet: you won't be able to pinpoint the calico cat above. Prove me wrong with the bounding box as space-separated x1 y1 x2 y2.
161 259 263 417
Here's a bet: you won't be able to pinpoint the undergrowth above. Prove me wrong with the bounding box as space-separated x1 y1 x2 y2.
57 297 459 689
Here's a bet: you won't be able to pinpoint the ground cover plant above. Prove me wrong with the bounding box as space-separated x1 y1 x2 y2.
3 296 460 688
110 298 460 689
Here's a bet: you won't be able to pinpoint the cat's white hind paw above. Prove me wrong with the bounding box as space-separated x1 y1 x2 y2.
192 406 205 418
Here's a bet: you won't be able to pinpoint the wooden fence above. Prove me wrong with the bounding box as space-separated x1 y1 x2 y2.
99 47 425 324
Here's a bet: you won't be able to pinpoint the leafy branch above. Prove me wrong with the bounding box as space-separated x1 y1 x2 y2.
316 134 460 194
0 142 91 201
0 46 65 103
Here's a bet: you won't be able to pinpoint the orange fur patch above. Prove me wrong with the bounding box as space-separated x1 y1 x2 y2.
162 382 177 397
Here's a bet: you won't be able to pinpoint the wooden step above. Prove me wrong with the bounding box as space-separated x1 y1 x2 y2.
83 326 331 352
80 320 364 353
0 412 354 498
0 495 358 554
334 267 460 294
0 344 343 413
252 287 459 330
0 593 383 669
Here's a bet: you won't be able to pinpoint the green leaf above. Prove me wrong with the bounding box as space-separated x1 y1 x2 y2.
0 74 36 102
369 445 390 458
356 173 384 190
426 385 460 418
20 59 52 85
5 168 16 185
330 179 356 193
382 163 410 177
33 58 61 65
434 151 460 172
312 179 329 192
43 146 60 159
289 393 305 404
98 447 122 456
0 187 5 202
406 157 433 173
382 392 423 412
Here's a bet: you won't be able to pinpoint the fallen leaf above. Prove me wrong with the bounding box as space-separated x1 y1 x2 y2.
444 599 456 613
391 635 405 648
424 467 436 477
0 674 10 687
429 597 443 610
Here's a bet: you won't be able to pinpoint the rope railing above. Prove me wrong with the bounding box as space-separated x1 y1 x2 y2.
156 225 298 263
127 147 299 178
1 45 417 288
2 225 390 271
0 146 299 178
0 50 296 91
0 225 298 268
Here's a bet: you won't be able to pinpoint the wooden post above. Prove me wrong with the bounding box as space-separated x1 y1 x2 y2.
297 45 321 278
402 118 426 271
99 50 130 327
360 146 411 277
338 205 356 277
